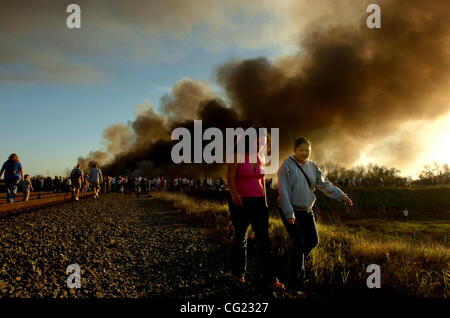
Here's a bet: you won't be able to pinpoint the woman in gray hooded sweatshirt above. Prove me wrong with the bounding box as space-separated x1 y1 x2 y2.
277 137 353 291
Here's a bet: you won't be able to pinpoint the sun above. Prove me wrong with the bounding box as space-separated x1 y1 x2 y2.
426 113 450 165
355 112 450 178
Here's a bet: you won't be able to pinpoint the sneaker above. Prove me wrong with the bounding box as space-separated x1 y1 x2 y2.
75 197 79 201
266 280 286 291
231 274 245 284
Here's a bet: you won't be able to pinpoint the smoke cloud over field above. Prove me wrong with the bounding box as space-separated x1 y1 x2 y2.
78 0 450 177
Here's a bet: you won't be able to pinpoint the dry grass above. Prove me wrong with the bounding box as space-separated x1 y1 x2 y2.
151 191 450 298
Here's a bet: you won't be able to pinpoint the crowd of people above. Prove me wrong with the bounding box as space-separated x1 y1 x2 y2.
0 153 234 203
333 176 411 188
0 150 411 206
68 163 231 201
0 142 413 294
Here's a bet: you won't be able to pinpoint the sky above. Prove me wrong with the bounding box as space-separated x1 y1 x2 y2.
0 44 280 176
0 0 449 179
0 0 292 176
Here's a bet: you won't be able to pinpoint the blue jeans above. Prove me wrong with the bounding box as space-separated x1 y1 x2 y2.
280 208 319 285
5 180 18 203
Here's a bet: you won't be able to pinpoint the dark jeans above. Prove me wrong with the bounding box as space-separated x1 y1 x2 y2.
280 208 319 284
228 196 277 284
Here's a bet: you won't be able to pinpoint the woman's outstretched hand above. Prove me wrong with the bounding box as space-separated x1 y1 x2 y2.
343 195 353 206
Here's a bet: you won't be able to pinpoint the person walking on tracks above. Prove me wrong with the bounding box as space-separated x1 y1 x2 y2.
277 137 353 291
22 174 34 202
90 163 103 199
70 164 83 201
0 153 24 203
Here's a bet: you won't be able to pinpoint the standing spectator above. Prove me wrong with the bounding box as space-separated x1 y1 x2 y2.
0 154 24 204
90 164 103 198
403 208 409 222
140 177 146 194
150 177 154 191
379 176 384 186
22 174 34 201
119 176 125 197
174 178 179 191
207 177 213 190
344 177 350 187
53 176 60 193
66 177 71 192
128 176 136 198
107 176 112 193
70 164 83 201
45 176 52 192
102 176 107 193
136 177 141 197
111 176 116 192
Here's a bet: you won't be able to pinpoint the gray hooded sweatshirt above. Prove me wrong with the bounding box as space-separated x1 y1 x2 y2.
277 155 346 220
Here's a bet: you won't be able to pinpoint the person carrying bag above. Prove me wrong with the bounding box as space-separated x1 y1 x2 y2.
277 137 353 291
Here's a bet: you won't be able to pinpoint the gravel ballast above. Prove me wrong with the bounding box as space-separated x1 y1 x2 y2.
0 193 303 299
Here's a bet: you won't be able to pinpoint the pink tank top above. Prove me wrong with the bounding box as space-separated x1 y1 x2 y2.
235 153 265 197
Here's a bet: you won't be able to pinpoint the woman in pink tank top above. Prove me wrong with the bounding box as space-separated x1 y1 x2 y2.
227 128 285 291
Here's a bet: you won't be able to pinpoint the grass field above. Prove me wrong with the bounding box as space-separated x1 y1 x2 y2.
150 189 449 298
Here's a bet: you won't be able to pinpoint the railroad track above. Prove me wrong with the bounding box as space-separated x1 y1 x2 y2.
0 191 94 214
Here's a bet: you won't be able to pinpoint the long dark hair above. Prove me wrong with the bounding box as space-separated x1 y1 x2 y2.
8 153 19 162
